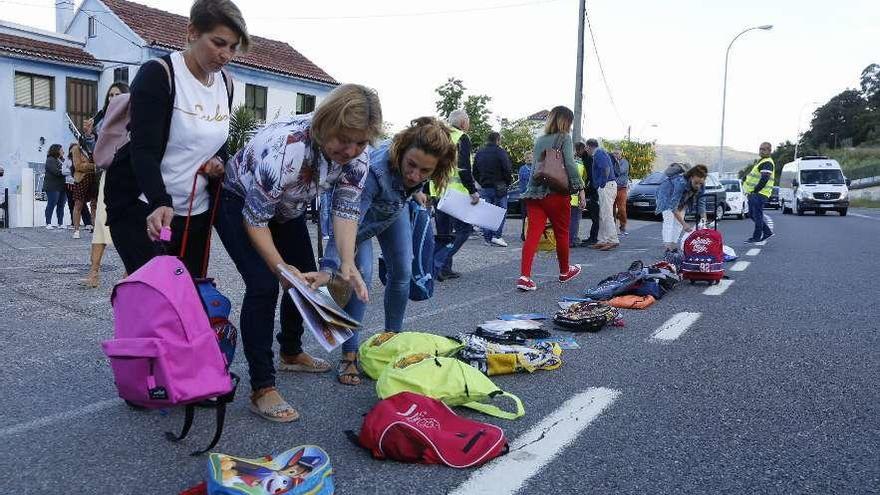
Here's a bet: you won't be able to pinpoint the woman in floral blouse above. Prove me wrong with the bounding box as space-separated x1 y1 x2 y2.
216 83 382 422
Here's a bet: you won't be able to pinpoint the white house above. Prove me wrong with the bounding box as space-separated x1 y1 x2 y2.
1 0 339 227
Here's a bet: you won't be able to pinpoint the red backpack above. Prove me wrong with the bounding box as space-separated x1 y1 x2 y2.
355 392 508 468
681 228 725 283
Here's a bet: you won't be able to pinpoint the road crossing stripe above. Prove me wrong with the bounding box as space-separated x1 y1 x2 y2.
650 312 701 342
449 388 620 495
0 398 122 438
730 261 750 272
703 279 734 295
755 241 767 246
746 248 761 256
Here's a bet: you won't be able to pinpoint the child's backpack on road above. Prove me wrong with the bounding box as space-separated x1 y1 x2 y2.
101 256 237 455
359 331 463 380
553 301 620 332
355 391 509 468
680 228 725 284
584 260 645 300
205 445 334 494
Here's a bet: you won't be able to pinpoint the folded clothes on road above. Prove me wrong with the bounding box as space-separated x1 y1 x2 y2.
456 332 563 376
608 294 656 309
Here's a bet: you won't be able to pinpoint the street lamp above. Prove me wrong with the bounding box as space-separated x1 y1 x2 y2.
718 24 773 175
793 100 820 160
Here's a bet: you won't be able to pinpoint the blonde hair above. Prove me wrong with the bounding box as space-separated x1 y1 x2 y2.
190 0 250 52
390 117 457 192
311 84 383 145
544 105 574 135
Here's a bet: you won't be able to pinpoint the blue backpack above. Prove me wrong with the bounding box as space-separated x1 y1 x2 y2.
196 278 237 367
379 202 435 301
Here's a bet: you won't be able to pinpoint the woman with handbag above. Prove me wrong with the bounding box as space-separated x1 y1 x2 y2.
316 117 457 386
69 143 97 239
517 105 585 292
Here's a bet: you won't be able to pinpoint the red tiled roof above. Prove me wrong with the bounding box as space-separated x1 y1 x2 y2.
0 33 100 68
100 0 337 85
527 110 549 121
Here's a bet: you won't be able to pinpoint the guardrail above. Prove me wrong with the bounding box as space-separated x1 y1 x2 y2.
850 176 880 189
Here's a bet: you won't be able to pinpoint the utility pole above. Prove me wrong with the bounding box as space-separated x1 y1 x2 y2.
572 0 585 143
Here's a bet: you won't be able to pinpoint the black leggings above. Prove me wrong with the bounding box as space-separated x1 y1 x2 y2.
110 206 211 276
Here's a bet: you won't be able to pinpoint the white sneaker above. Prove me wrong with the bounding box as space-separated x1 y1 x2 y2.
85 225 94 232
72 230 81 239
45 225 56 230
490 237 508 247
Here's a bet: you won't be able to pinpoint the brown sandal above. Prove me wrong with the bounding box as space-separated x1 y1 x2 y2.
248 387 299 423
336 359 362 386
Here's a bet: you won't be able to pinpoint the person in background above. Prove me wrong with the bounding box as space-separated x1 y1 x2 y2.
518 151 532 241
576 142 599 247
517 105 584 292
431 109 479 281
42 144 67 230
744 141 776 244
79 82 129 287
105 0 247 275
612 148 630 236
318 117 457 386
473 131 512 247
569 143 586 247
584 138 618 251
215 83 378 422
655 164 708 251
69 143 97 239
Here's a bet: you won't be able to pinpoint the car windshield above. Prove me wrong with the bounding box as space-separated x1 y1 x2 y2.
640 172 666 185
721 181 741 192
801 169 845 185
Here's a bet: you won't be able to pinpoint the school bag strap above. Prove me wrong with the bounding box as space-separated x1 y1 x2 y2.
463 391 525 420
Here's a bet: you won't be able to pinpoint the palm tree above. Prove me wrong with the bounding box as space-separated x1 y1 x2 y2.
227 105 261 157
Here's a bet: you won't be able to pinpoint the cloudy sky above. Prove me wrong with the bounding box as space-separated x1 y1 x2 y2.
6 0 879 152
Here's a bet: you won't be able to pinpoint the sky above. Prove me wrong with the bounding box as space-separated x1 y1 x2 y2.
4 0 879 153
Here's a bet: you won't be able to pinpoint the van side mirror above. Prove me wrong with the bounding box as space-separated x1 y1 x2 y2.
845 178 851 186
791 179 799 187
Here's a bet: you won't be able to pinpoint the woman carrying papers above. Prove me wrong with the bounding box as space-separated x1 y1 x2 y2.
317 117 457 386
215 84 382 422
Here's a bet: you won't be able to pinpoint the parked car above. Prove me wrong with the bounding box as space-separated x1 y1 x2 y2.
626 172 665 218
687 173 727 221
506 179 523 217
721 178 749 219
767 186 781 209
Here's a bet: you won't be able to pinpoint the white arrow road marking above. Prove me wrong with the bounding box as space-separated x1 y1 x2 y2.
449 388 620 495
746 248 761 256
703 279 734 296
730 261 750 272
650 312 701 342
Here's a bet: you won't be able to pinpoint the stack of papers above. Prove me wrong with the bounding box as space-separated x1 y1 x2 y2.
278 266 361 352
436 189 506 231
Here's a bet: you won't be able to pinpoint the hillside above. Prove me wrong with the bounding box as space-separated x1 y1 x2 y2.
653 145 758 173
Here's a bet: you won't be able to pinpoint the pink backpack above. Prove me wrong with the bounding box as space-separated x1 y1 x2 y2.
102 255 236 455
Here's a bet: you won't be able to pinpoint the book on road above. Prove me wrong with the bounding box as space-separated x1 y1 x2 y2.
278 265 360 352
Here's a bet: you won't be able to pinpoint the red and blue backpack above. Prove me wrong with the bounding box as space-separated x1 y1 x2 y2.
681 229 725 284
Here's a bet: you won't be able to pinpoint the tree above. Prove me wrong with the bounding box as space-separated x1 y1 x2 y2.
434 78 465 118
499 118 540 168
227 105 260 157
861 63 880 110
804 89 869 148
600 139 657 179
463 94 493 149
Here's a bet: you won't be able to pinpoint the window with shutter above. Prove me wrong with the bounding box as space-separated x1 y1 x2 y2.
244 83 267 121
296 93 315 115
14 72 54 109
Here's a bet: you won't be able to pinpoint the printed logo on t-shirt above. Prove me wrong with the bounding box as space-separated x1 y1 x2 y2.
174 103 229 122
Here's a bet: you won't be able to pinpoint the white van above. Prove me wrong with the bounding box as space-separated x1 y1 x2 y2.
720 178 748 219
779 156 850 216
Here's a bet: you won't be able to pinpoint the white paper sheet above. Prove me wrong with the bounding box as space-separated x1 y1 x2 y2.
436 189 506 231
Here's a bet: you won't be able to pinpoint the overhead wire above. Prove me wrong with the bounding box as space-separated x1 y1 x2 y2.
584 5 627 132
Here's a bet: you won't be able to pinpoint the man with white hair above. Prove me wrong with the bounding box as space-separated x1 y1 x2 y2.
430 109 480 280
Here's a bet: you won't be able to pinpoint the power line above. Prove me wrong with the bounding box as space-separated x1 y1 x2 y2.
255 0 565 21
584 6 626 132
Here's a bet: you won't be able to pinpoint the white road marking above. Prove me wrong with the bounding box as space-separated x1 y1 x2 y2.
449 388 619 495
850 213 880 221
650 312 701 342
0 266 28 271
703 279 734 296
746 248 761 256
0 398 122 438
755 241 767 246
730 261 750 272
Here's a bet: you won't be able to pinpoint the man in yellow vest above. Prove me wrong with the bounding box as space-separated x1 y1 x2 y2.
743 141 776 243
431 109 480 280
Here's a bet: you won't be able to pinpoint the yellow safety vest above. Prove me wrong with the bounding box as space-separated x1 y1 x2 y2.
570 160 585 206
743 157 775 198
429 127 469 197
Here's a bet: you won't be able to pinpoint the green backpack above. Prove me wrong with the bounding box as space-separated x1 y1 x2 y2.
376 353 525 420
359 331 463 380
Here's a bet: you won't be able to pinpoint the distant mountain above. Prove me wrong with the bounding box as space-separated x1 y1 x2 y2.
652 145 758 173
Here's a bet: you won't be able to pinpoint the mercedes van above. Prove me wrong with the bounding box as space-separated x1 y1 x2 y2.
779 157 850 216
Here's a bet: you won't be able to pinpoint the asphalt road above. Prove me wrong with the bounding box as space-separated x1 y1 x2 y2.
0 209 878 494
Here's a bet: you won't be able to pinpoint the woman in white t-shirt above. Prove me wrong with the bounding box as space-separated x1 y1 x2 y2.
105 0 249 277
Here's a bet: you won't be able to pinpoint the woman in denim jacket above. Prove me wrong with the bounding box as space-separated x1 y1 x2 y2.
655 164 708 251
319 117 457 385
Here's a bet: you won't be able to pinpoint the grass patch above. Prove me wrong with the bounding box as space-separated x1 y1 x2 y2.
851 197 880 208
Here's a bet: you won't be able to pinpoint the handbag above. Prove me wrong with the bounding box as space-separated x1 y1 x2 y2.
532 134 570 194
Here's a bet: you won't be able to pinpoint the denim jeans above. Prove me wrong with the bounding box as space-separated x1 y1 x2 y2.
569 206 581 246
479 187 508 241
326 207 413 353
319 190 333 237
44 190 65 226
433 209 470 273
215 191 314 390
748 193 772 240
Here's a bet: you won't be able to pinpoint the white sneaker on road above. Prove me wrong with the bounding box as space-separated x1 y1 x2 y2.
72 230 81 239
490 237 508 247
45 225 56 230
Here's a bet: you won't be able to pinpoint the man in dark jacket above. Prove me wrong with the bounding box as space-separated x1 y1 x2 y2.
576 142 599 246
473 131 512 246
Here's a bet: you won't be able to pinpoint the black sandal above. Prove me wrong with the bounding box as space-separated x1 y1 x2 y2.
336 359 362 386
